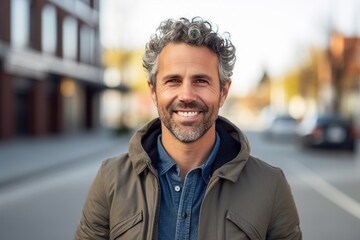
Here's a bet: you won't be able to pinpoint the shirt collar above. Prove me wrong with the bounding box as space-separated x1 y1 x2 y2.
157 132 220 183
157 135 177 175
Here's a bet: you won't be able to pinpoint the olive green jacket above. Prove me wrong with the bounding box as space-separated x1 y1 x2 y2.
75 117 302 240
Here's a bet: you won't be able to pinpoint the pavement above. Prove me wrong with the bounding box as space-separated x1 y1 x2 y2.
0 129 132 189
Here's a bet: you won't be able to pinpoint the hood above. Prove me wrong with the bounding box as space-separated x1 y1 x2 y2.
127 116 251 181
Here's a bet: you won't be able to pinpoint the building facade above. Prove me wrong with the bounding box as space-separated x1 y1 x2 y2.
0 0 104 139
321 32 360 126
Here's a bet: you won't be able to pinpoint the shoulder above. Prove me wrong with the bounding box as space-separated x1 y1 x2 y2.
102 153 130 170
241 155 288 189
246 155 283 175
98 153 134 184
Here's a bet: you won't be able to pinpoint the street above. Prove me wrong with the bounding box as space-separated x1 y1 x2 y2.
0 131 359 240
246 132 360 240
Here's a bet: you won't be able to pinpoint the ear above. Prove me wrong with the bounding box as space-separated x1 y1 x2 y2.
219 80 231 108
147 81 157 106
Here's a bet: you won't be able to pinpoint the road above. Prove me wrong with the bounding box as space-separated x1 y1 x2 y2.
0 131 359 240
246 132 360 240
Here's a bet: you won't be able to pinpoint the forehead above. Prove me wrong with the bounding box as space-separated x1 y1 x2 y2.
158 43 219 72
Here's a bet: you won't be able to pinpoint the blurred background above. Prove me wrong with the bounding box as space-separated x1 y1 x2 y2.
0 0 359 239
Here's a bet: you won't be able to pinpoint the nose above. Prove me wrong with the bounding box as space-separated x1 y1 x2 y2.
178 80 196 103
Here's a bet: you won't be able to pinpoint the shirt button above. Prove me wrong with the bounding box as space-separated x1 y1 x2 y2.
174 185 181 192
181 212 188 219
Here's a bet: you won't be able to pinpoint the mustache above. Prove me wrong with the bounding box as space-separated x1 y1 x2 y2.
170 101 208 112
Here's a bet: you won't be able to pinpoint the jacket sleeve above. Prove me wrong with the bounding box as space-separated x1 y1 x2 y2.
267 170 302 240
75 162 110 240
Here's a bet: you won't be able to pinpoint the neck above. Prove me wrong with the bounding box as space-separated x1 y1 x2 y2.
161 125 216 180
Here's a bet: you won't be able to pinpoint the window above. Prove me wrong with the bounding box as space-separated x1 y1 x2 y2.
62 16 78 60
80 25 94 63
93 0 100 10
11 0 30 48
41 4 57 54
78 0 90 5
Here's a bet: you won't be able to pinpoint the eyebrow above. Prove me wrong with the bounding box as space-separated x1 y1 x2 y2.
192 74 212 81
161 73 213 80
162 74 180 80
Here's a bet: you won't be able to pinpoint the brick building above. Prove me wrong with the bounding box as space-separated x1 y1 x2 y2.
0 0 104 139
321 32 360 124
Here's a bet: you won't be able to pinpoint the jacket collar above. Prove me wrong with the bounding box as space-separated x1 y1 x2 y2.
128 116 251 182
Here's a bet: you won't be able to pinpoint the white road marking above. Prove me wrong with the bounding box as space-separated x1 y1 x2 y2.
289 160 360 220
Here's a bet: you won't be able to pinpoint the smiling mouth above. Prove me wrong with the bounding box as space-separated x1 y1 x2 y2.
176 111 200 117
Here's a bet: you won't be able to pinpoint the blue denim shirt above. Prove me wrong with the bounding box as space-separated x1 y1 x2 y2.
157 133 220 240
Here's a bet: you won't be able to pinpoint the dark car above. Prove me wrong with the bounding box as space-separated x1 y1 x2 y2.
297 114 357 152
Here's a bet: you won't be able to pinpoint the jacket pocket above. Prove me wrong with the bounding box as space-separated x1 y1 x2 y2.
110 211 143 240
226 211 262 240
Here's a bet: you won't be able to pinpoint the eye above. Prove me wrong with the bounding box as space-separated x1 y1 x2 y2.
194 79 209 85
165 78 181 86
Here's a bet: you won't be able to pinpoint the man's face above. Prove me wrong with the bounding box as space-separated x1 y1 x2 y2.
149 43 230 143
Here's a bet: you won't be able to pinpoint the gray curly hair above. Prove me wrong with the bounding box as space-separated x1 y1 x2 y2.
142 16 236 89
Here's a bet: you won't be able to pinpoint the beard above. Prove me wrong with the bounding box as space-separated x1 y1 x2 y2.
157 100 218 143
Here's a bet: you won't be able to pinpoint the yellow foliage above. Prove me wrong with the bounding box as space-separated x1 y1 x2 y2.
103 48 148 92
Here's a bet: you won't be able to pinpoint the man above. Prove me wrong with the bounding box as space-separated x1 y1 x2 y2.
75 16 302 240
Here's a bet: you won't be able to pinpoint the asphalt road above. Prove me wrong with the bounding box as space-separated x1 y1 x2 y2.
0 131 359 240
247 132 360 240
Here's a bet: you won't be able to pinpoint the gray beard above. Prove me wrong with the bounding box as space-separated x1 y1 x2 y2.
161 114 215 143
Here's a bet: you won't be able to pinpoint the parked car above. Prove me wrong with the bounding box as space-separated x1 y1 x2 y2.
297 114 357 152
263 114 299 140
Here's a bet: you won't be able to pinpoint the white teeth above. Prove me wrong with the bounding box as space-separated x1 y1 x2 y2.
178 111 198 117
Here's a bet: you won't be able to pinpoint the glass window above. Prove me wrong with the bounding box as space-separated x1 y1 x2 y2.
41 4 57 54
78 0 90 5
62 16 78 60
11 0 30 48
78 0 90 6
80 25 94 63
93 0 100 10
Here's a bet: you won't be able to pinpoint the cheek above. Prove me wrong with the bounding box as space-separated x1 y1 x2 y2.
204 91 222 106
155 88 176 106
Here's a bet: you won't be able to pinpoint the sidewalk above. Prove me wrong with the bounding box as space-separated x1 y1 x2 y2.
0 130 132 189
